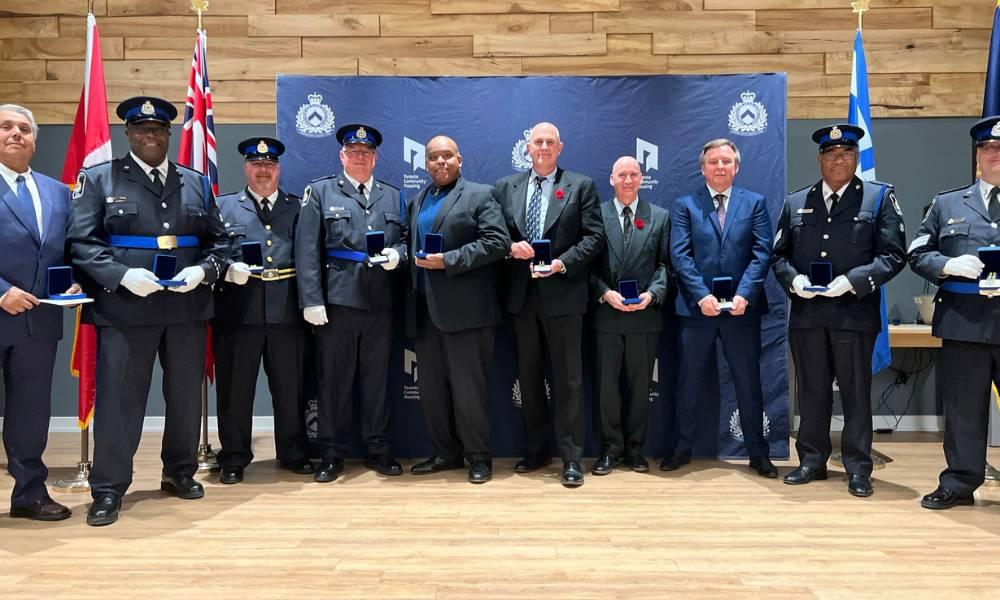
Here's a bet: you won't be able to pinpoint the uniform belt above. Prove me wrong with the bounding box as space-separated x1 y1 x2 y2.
250 268 296 281
108 235 199 250
326 249 367 262
940 281 982 295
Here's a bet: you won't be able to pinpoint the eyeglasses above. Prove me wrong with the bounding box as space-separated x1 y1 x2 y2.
821 149 858 163
343 148 375 158
979 143 1000 156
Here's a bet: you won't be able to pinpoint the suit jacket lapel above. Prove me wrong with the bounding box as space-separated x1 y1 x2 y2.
829 176 862 220
720 188 743 245
541 168 570 238
38 176 56 246
125 155 165 198
699 187 722 241
161 163 182 200
0 177 40 245
965 181 990 222
268 190 293 221
512 171 529 237
432 179 464 233
237 188 260 219
603 201 624 268
622 199 652 270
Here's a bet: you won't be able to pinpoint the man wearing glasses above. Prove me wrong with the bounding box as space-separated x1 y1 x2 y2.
771 124 905 498
909 116 1000 510
295 124 407 483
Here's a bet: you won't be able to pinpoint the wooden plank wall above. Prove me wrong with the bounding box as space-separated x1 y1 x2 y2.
0 0 994 124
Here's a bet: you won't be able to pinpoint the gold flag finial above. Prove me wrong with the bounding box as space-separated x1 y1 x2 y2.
851 0 871 32
191 1 209 31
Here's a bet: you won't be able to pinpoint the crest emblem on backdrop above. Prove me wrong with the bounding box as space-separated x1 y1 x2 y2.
728 90 768 137
511 129 533 171
295 93 336 138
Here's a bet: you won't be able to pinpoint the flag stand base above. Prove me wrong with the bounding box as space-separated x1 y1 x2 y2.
53 461 91 492
197 443 220 472
985 462 1000 486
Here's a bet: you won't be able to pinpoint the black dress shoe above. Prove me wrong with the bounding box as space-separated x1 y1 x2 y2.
561 461 584 487
625 455 650 473
160 475 205 499
782 465 828 485
659 453 691 472
366 453 403 476
220 466 244 485
921 486 974 510
514 454 553 474
410 455 464 475
87 494 121 527
10 497 72 522
468 460 492 484
749 457 779 479
280 458 316 475
591 454 616 476
848 474 874 497
314 458 345 483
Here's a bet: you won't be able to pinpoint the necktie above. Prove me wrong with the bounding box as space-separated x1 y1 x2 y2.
358 183 366 198
622 205 633 247
526 176 544 241
714 193 726 230
827 192 839 214
261 198 271 220
150 169 163 195
990 187 1000 222
15 175 39 237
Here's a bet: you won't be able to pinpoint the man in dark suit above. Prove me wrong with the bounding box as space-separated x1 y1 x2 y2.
68 97 229 525
295 124 407 483
213 137 313 484
772 124 905 497
494 122 604 486
589 156 670 476
0 104 74 521
909 116 1000 509
666 139 778 478
406 135 510 483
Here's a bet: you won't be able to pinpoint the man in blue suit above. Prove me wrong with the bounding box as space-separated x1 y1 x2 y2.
0 104 75 521
665 138 777 477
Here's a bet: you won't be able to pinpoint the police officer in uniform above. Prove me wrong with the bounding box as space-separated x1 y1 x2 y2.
910 116 1000 509
771 124 905 497
295 124 407 482
213 137 313 484
68 97 229 525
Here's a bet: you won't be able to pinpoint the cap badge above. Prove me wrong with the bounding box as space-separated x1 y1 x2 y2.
257 140 269 153
990 122 1000 137
829 126 842 140
356 127 367 140
140 100 155 116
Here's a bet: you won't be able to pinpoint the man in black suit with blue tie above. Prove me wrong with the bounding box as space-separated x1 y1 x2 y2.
666 139 777 478
0 104 75 521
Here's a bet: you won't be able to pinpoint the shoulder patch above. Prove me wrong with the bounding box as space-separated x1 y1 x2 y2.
889 191 902 216
72 171 86 200
302 185 312 207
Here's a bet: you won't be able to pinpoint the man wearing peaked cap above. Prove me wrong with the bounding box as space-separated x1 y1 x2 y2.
67 96 230 525
771 123 906 498
212 136 314 485
909 115 1000 510
295 122 408 482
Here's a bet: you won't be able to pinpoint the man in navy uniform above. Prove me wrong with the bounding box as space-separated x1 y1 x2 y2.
667 139 777 478
295 123 407 483
589 156 670 476
68 97 229 525
494 122 604 487
909 116 1000 509
213 137 313 484
406 135 510 484
772 124 905 497
0 104 75 521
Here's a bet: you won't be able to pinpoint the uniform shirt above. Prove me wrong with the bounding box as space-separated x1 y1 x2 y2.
524 169 555 232
0 162 42 237
342 172 374 202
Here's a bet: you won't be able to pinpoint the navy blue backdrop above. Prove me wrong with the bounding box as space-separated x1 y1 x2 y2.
276 74 789 459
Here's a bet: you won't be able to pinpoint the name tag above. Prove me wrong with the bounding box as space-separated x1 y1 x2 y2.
106 196 128 203
947 218 966 225
796 208 814 214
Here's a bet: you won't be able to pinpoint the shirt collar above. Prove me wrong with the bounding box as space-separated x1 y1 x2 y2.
246 187 279 205
822 180 850 201
343 171 374 194
613 197 639 216
0 161 31 187
130 152 168 180
980 179 996 202
707 185 731 201
530 169 555 185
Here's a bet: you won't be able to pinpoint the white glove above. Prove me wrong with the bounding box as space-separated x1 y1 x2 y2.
943 255 984 279
303 305 328 326
169 265 206 293
379 247 400 271
820 275 854 298
225 262 252 285
791 274 817 299
120 268 163 298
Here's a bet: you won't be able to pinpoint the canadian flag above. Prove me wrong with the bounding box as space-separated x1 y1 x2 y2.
63 12 111 429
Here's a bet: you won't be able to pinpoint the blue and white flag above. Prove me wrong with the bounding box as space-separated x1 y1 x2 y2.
849 30 891 374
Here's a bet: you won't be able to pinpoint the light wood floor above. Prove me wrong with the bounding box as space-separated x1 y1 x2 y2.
2 432 999 599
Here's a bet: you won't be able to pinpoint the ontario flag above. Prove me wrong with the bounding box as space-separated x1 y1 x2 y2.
177 27 218 382
63 12 112 429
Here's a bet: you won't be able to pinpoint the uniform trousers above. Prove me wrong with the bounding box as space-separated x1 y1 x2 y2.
90 322 205 498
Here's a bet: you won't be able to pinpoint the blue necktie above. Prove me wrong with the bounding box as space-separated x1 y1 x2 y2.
526 176 544 241
15 175 39 237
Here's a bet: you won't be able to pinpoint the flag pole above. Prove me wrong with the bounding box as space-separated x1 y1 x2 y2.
190 0 220 473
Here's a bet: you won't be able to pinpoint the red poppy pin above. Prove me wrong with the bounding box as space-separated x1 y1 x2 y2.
635 217 645 229
554 188 565 200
